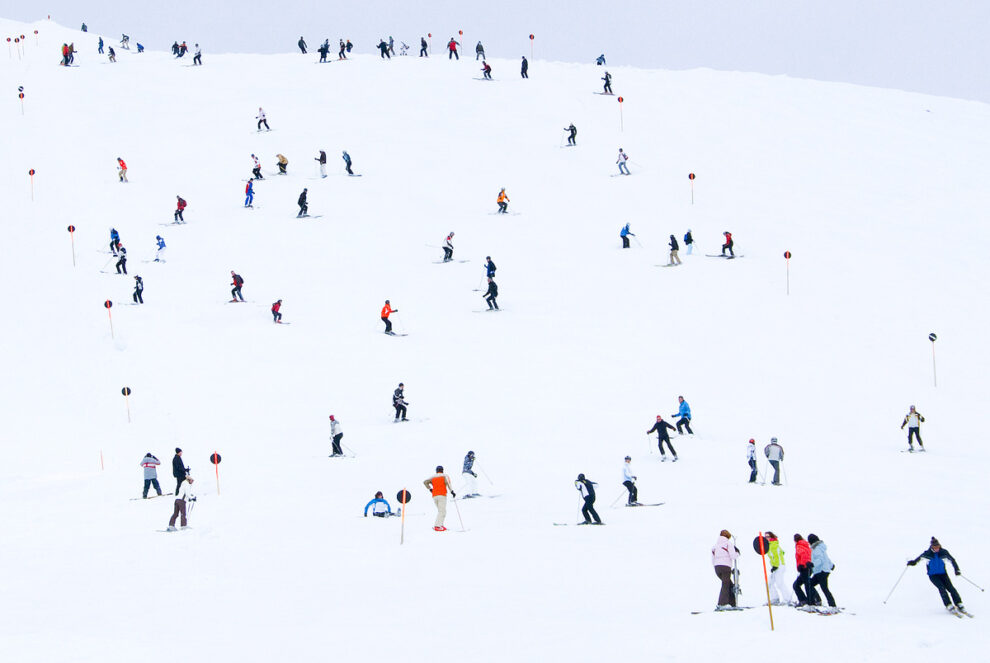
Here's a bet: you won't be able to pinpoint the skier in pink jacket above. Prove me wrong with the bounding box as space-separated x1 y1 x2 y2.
712 530 740 608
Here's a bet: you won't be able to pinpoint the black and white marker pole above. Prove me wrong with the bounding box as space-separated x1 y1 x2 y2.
929 333 937 387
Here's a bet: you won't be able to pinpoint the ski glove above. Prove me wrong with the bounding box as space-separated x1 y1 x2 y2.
907 559 918 566
955 569 961 576
451 491 456 498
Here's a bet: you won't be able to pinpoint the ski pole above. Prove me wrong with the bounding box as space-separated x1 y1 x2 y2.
782 465 788 486
960 575 985 592
883 566 910 604
475 463 494 485
451 494 466 532
647 433 653 455
393 312 405 333
633 236 644 248
343 443 358 457
610 489 626 508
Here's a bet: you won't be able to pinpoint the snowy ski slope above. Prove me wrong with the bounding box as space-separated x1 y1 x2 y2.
2 18 989 663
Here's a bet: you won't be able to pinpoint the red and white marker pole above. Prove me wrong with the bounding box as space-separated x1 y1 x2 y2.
28 168 35 201
529 34 534 60
784 251 792 295
104 299 114 339
688 173 696 204
618 96 624 131
68 225 76 266
211 452 222 495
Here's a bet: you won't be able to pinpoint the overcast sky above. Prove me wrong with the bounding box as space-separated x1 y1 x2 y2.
4 0 988 102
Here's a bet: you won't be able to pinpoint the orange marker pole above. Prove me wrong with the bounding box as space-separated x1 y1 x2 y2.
618 96 624 131
784 251 792 295
529 34 534 60
759 532 775 631
68 225 76 266
29 168 35 201
105 300 114 339
100 449 104 471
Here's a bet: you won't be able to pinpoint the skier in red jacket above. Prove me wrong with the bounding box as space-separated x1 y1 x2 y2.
721 231 734 257
447 38 460 60
793 534 818 606
174 196 187 223
271 300 282 323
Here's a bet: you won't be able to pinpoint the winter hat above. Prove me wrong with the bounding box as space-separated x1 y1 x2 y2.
156 235 161 240
807 534 820 544
931 537 940 547
720 529 731 539
749 439 755 444
656 415 662 420
175 447 182 453
329 415 335 421
577 473 585 481
467 451 474 457
436 465 443 472
794 533 803 542
624 456 631 461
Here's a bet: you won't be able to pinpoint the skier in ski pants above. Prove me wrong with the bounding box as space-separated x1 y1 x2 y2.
329 415 343 456
712 530 740 607
575 474 601 524
646 416 677 459
907 537 965 612
622 456 638 505
424 467 454 531
793 534 818 606
141 453 163 498
765 532 793 604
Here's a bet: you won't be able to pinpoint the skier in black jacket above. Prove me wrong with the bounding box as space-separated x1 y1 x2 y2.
318 40 329 62
907 537 967 614
172 448 187 495
420 37 428 57
297 188 308 217
485 257 496 278
393 383 408 421
132 275 144 304
647 415 678 460
115 245 128 274
484 277 499 310
575 474 602 524
297 36 307 54
564 123 577 146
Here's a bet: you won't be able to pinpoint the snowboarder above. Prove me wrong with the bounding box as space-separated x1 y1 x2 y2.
907 537 966 614
484 277 499 310
497 188 510 214
154 235 166 262
481 61 492 80
764 438 784 485
619 222 634 249
276 154 288 175
672 395 692 434
318 40 329 62
712 530 740 608
132 275 144 303
115 245 128 274
668 235 682 265
193 44 201 65
616 148 630 175
342 151 354 175
296 188 308 217
766 532 793 605
117 157 128 182
808 534 837 608
329 415 343 456
575 474 601 524
622 456 639 505
521 56 529 78
171 448 187 495
297 36 307 54
646 415 678 460
475 41 485 60
244 180 254 207
602 71 612 94
230 271 245 302
167 476 195 531
174 195 187 223
338 39 347 60
140 452 163 498
377 39 390 59
462 451 479 497
447 37 460 59
424 465 455 531
256 108 270 132
419 37 428 57
564 123 577 145
392 383 408 421
271 299 282 323
364 491 392 517
442 232 455 262
793 534 818 606
315 150 327 178
901 405 925 451
747 439 758 483
485 256 496 278
251 154 263 179
596 54 606 66
110 228 121 256
381 300 397 334
684 229 694 255
721 231 734 257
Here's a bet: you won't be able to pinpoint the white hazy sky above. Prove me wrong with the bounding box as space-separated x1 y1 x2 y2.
4 0 988 102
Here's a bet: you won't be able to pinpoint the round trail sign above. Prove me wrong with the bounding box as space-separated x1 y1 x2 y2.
752 534 770 555
617 96 623 103
210 453 222 465
688 173 695 180
929 333 937 342
121 387 131 396
529 34 534 40
428 33 431 38
784 251 792 259
20 35 24 39
29 169 35 176
458 30 463 36
396 489 412 504
6 38 10 43
18 86 24 92
34 30 38 35
67 225 75 232
18 93 23 99
104 300 112 309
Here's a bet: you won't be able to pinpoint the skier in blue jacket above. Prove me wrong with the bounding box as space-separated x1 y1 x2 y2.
907 537 966 614
364 491 393 517
110 228 121 256
672 396 693 434
154 235 166 262
620 223 634 249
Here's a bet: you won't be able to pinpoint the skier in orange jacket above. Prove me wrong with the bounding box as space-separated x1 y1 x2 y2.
424 465 455 531
497 188 510 214
381 300 398 334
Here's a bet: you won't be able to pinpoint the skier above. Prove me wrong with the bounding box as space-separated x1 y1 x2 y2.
244 180 254 208
442 232 455 262
712 530 740 608
481 61 492 80
251 154 263 179
150 236 162 263
276 154 288 175
424 465 455 531
419 37 428 57
764 438 784 485
315 150 327 178
120 34 130 49
497 188 510 214
171 41 179 56
596 54 606 65
399 42 409 56
388 36 395 56
901 405 925 451
110 228 121 256
462 451 479 497
256 108 270 132
177 41 187 57
107 46 116 63
672 395 692 434
377 39 390 59
117 157 128 182
61 43 70 66
271 299 282 323
668 235 682 265
381 300 397 334
342 151 354 175
602 71 612 94
338 39 347 60
619 222 634 249
171 448 187 495
193 44 201 65
81 23 87 32
907 537 967 614
346 39 353 54
575 474 602 524
564 123 577 146
484 277 499 310
318 40 329 62
684 229 694 255
646 415 678 461
364 491 392 517
329 415 343 456
765 532 793 605
98 36 103 54
174 195 187 223
167 475 195 531
808 534 837 608
137 43 144 53
475 41 485 60
721 231 734 257
447 37 460 59
296 189 308 217
485 256 497 278
132 275 144 304
616 148 630 175
115 245 128 274
622 456 639 505
747 439 758 483
793 534 818 606
230 271 245 302
140 452 163 498
392 383 408 421
521 56 529 78
297 36 307 54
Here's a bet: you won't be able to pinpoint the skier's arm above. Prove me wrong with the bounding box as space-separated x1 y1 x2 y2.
901 416 908 429
945 550 960 574
363 499 374 516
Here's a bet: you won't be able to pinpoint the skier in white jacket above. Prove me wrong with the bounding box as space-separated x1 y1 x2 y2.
622 456 639 505
764 438 784 485
329 415 343 456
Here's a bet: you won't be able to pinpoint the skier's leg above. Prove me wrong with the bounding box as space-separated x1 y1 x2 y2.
152 478 162 495
930 575 952 606
748 459 757 482
771 461 780 484
944 577 962 606
581 500 592 523
169 500 180 526
716 566 733 606
665 439 677 457
588 501 601 523
179 501 187 527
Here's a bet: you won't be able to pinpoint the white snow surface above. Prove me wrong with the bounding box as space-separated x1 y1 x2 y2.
2 18 989 663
